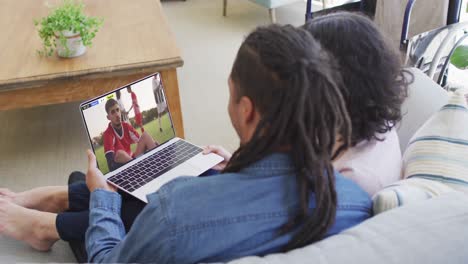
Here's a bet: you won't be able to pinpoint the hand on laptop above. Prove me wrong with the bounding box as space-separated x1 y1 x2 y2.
202 145 231 171
86 150 117 193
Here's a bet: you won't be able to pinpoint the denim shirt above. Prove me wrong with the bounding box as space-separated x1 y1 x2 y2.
86 153 372 263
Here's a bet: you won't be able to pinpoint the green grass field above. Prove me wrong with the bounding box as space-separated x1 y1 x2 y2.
94 113 175 174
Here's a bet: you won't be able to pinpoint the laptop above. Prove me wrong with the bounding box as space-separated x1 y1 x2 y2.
80 73 223 203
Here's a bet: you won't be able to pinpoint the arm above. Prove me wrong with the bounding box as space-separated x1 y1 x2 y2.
105 152 120 172
85 150 175 263
131 93 139 109
126 123 141 144
103 132 118 171
202 145 232 171
86 191 174 263
86 190 125 262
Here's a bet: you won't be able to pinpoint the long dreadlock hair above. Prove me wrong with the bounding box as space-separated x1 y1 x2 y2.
223 24 352 251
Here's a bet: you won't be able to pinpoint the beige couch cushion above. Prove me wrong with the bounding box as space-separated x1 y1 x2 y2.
397 68 449 152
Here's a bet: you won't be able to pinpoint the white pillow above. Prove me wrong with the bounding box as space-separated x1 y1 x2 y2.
372 178 453 214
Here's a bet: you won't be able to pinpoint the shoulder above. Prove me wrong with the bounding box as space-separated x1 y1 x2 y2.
328 172 372 236
103 124 114 137
122 122 134 131
334 172 372 211
337 129 401 162
334 129 402 195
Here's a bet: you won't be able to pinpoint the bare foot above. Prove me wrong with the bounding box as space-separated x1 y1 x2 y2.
0 198 59 251
0 188 32 209
0 187 68 213
0 188 16 202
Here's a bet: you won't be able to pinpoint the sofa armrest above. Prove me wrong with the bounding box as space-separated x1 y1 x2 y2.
229 191 468 264
397 67 449 152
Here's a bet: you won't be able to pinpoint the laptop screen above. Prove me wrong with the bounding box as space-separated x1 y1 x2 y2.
80 73 176 174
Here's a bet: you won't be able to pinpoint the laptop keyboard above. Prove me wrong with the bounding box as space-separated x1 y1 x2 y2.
108 140 202 192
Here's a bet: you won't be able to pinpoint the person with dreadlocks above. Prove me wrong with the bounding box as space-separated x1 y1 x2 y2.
0 24 371 263
303 12 411 196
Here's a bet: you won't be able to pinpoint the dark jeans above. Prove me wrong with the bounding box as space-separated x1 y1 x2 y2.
56 176 146 242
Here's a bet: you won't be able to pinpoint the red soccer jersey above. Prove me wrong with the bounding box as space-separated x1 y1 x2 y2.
103 122 140 157
131 92 141 115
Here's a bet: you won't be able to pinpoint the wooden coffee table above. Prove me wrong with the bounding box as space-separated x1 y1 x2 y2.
0 0 185 137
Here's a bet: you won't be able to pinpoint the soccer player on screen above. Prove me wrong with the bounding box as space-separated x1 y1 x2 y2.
152 75 167 133
127 86 144 133
103 99 157 171
115 90 129 122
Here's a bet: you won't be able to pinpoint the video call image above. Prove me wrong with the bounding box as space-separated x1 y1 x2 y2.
82 73 176 174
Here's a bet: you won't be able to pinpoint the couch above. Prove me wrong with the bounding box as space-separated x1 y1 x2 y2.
230 191 468 264
1 68 467 263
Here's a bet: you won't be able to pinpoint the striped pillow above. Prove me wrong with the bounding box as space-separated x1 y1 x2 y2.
372 178 453 214
373 91 467 214
403 90 468 193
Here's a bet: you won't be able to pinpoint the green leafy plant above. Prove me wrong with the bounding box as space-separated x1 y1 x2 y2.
34 0 103 56
450 45 468 70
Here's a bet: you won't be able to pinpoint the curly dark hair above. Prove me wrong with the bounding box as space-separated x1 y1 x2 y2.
304 12 412 146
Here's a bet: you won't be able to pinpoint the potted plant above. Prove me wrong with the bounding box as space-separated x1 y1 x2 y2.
34 0 103 58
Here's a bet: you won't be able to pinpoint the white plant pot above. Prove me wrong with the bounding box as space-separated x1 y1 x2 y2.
55 30 86 58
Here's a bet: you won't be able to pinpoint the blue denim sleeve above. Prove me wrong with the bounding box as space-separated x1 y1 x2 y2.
86 188 176 263
85 189 125 263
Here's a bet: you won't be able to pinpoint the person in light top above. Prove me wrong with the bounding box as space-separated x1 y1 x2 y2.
304 12 411 196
